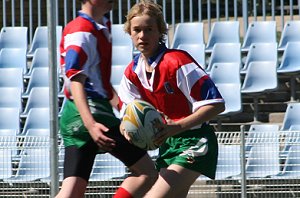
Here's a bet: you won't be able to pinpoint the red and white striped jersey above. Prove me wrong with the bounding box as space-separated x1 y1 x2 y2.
119 45 225 121
60 12 113 100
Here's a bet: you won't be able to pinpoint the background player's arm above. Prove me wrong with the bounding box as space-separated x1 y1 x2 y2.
70 73 116 150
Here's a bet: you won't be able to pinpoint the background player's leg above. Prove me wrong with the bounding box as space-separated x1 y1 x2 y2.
114 154 158 197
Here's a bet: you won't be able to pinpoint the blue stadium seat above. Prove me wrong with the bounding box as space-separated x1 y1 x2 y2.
280 125 300 159
278 20 300 51
274 145 300 179
206 43 241 73
277 42 300 74
0 87 22 112
21 108 50 135
27 26 62 57
209 62 241 84
23 67 49 97
0 149 13 180
241 21 277 51
241 61 278 122
245 144 281 178
0 107 20 135
177 43 206 69
0 107 20 156
111 65 126 87
0 27 28 50
241 42 278 74
171 22 204 48
112 45 133 66
197 144 241 180
280 103 300 131
209 62 242 118
205 21 240 53
4 147 50 183
245 124 280 155
277 42 300 101
26 48 49 75
215 144 241 180
21 87 50 118
216 83 242 116
111 24 133 48
0 48 28 74
89 153 127 181
0 68 24 92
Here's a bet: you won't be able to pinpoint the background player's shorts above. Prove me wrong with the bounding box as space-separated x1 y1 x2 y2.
60 99 147 181
156 124 218 179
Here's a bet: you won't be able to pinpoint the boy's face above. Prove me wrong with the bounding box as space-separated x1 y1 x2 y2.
130 14 160 58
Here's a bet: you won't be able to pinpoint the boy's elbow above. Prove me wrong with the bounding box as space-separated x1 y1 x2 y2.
217 102 226 114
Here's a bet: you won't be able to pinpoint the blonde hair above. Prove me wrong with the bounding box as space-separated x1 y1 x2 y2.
124 0 167 43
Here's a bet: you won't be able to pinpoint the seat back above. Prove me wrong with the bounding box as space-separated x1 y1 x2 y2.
242 21 277 51
24 67 49 95
245 124 280 153
112 45 133 66
206 43 241 72
215 144 241 180
0 68 24 92
27 26 62 57
216 83 242 115
280 125 300 158
241 61 278 93
242 42 278 73
22 87 50 116
177 43 206 69
0 149 13 180
0 107 20 132
111 65 126 86
206 21 240 52
278 21 300 51
281 145 300 177
0 87 22 112
0 27 28 49
246 144 280 178
111 24 133 48
277 42 300 73
171 22 204 48
210 62 241 84
0 48 27 74
281 103 300 131
7 148 50 182
21 108 50 135
90 153 127 181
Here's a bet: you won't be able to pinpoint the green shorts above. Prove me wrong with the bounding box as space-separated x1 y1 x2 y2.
156 124 218 179
59 99 120 149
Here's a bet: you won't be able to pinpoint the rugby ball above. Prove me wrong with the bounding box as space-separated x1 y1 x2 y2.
121 99 164 150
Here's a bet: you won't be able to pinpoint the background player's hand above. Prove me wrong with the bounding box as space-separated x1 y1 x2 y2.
88 122 116 151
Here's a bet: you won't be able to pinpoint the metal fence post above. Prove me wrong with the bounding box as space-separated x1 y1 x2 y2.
240 125 247 198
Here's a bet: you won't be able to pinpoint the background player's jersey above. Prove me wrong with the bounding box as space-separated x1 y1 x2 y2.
118 45 225 121
60 12 113 100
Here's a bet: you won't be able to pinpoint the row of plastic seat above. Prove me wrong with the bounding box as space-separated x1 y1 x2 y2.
199 124 300 180
0 144 128 183
0 104 299 181
1 125 299 182
171 20 300 52
0 26 62 57
1 20 299 61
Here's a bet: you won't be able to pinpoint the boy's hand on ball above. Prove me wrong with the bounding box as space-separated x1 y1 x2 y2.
120 121 132 142
153 118 180 146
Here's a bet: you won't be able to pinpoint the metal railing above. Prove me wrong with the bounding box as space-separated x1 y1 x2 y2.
1 0 300 43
